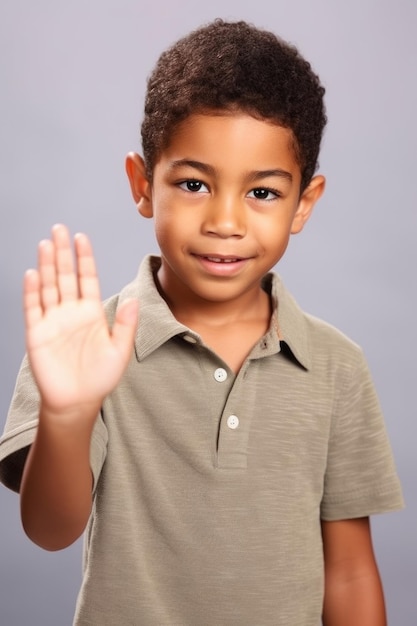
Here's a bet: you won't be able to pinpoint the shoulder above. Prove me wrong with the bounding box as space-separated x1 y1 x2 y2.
271 273 365 373
304 312 363 359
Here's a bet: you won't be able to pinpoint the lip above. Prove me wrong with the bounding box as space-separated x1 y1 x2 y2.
192 253 250 276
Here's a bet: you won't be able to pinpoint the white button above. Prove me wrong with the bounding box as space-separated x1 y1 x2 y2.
183 335 197 343
214 368 227 382
227 415 239 429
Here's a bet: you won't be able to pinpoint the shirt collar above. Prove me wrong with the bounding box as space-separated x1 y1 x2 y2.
266 273 312 370
118 255 190 361
117 255 312 370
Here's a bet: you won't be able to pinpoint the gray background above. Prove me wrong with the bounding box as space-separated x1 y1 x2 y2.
1 0 416 624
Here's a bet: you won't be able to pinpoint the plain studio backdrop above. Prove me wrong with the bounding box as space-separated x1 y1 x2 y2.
0 1 416 624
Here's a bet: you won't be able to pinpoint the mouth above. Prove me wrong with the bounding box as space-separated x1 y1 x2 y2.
192 253 249 276
202 255 243 264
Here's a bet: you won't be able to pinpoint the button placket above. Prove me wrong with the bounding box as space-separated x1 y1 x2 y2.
216 361 257 470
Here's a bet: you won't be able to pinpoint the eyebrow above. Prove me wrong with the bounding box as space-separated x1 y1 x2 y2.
169 159 216 176
169 159 293 183
248 169 293 183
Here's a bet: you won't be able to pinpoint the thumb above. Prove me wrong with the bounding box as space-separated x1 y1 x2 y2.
111 298 139 359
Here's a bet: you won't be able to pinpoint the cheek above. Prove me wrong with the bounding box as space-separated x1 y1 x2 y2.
152 201 172 236
153 210 188 253
153 219 171 250
253 218 294 260
255 217 289 242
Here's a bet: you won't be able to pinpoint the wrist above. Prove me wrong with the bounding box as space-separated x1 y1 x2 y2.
39 400 101 431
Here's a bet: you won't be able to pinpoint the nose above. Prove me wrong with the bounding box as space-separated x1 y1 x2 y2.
201 195 247 238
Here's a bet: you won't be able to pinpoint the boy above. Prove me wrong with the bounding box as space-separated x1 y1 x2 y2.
0 19 403 626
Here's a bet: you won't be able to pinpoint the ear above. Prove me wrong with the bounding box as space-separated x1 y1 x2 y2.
125 152 153 218
291 175 326 234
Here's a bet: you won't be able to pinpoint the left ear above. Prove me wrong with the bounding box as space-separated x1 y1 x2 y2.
291 175 326 234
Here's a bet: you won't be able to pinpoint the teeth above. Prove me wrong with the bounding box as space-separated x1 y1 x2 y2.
206 257 238 263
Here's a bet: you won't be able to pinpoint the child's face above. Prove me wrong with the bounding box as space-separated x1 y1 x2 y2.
127 112 324 310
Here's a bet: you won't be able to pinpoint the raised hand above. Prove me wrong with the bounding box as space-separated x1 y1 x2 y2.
24 224 138 416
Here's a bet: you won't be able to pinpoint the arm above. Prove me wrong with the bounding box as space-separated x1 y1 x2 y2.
321 517 386 626
20 225 138 550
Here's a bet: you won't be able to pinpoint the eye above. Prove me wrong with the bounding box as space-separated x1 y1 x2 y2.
247 187 280 201
178 179 209 193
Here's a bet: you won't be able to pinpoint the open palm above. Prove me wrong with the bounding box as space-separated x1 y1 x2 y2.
24 225 138 413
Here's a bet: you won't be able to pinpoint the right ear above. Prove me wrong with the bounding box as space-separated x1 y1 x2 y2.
125 152 153 218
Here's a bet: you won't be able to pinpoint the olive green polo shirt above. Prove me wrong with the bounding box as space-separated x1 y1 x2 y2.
0 255 403 626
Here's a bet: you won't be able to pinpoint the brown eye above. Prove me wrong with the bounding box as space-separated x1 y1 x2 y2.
248 188 279 200
186 180 202 191
178 180 208 193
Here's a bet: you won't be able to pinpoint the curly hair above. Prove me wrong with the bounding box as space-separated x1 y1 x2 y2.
141 19 327 191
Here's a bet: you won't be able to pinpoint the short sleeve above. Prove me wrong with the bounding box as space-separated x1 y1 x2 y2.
0 355 108 493
320 348 404 520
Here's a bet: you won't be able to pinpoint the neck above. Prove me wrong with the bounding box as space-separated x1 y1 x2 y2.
156 277 270 330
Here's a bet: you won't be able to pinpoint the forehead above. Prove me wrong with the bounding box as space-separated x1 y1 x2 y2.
159 112 301 179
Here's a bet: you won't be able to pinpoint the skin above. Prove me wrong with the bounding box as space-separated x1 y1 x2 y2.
126 113 324 371
20 111 386 623
322 518 387 625
20 228 138 548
